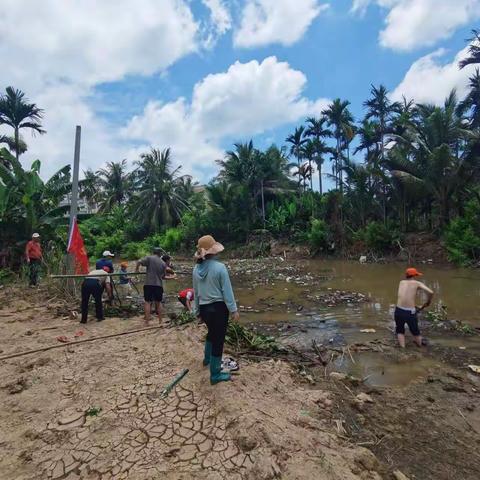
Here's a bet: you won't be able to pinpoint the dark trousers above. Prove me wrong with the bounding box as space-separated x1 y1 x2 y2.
200 302 229 357
28 258 40 286
81 279 104 323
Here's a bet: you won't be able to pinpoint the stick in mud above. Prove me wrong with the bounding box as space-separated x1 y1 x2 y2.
0 325 162 361
154 369 189 399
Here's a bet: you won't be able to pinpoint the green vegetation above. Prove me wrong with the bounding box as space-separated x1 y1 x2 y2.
226 321 279 352
169 311 196 326
1 31 480 266
85 406 102 417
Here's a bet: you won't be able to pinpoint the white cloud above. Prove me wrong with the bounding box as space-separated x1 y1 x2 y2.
0 0 200 179
203 0 232 35
391 47 477 105
123 57 330 177
234 0 329 48
0 0 199 91
352 0 480 51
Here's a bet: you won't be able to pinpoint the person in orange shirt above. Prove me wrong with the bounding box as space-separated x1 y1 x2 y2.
25 233 43 286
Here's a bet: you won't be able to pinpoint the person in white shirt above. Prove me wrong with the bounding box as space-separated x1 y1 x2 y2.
80 267 112 323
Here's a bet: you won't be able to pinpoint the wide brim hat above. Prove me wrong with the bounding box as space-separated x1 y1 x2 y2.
195 235 224 259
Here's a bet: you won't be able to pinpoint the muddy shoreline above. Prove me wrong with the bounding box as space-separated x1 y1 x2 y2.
1 258 479 479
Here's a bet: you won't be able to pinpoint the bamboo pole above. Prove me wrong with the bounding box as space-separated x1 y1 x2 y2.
50 272 148 279
0 326 162 361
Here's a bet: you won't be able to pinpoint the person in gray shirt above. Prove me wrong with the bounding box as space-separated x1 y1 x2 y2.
136 247 174 324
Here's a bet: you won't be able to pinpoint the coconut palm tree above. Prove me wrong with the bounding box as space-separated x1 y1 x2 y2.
322 99 355 190
459 30 480 69
0 87 45 162
458 69 480 128
97 160 130 212
217 141 257 189
133 148 189 232
79 169 100 212
386 91 474 227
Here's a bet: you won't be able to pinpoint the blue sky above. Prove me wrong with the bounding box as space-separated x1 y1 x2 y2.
1 0 479 184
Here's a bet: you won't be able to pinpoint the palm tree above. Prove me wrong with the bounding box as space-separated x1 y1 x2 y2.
386 91 473 227
286 126 308 190
301 140 316 191
133 148 189 232
458 69 480 128
322 99 355 190
363 85 399 163
459 30 480 69
0 87 45 162
363 85 399 222
305 116 331 194
217 141 257 189
292 163 312 192
79 169 100 212
97 160 130 211
217 142 292 226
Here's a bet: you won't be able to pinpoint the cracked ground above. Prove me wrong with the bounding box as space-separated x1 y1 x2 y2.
0 288 383 480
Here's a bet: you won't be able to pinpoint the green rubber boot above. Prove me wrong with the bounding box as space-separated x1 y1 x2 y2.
203 340 212 366
210 356 231 385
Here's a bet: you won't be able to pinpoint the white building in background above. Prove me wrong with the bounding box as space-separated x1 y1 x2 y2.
59 194 99 215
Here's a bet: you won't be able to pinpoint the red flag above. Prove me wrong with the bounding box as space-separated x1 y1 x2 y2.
67 217 89 274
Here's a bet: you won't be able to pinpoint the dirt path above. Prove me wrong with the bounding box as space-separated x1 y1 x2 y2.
0 285 383 480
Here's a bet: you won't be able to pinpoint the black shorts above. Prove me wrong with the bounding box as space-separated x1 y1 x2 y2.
144 285 163 302
178 296 187 307
394 307 420 336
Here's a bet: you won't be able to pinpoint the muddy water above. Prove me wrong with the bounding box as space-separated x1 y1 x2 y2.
150 259 479 387
232 259 480 387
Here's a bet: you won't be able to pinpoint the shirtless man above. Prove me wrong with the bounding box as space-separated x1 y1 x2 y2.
395 267 434 348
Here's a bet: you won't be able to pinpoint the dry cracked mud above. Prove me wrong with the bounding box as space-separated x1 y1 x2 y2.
0 285 382 480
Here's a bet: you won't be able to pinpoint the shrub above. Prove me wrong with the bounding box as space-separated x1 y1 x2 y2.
308 219 329 251
122 241 150 260
355 221 399 252
444 217 480 266
93 232 126 258
161 227 184 252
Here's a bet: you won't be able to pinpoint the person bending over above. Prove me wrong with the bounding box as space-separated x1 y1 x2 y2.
80 266 112 323
395 267 434 348
178 288 194 312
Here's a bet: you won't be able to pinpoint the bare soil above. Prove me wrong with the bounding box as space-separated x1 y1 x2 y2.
0 285 382 480
1 269 479 480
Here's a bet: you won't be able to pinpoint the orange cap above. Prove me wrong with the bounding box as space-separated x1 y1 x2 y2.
406 267 422 277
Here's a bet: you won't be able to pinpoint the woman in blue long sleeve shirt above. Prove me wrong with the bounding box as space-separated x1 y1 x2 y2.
193 235 239 385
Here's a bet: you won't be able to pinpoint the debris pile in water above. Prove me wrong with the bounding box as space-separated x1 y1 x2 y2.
307 289 370 307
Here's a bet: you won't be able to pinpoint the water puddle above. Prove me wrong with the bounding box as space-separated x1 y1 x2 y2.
331 352 440 387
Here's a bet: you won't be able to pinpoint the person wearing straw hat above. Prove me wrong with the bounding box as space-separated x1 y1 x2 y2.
395 267 434 348
25 233 43 286
192 235 239 385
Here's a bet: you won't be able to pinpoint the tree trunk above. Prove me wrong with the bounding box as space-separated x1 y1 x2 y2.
14 127 19 163
308 159 313 191
318 162 322 195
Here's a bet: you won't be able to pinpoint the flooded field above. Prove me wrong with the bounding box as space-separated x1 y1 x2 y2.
162 258 480 388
